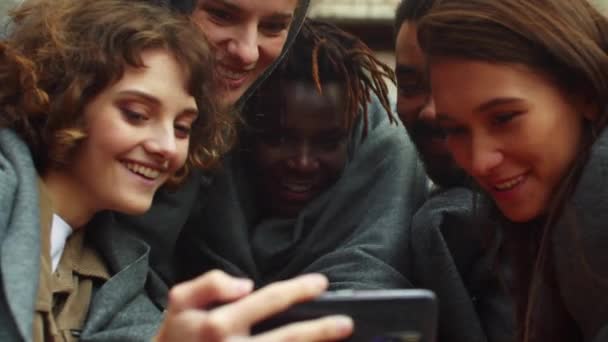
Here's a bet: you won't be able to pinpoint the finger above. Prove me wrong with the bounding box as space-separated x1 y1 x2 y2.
156 309 209 342
168 270 254 312
209 273 328 330
250 315 354 342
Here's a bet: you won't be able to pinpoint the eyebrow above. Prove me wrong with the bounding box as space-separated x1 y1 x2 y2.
211 0 293 20
437 97 524 122
475 97 523 113
119 90 198 116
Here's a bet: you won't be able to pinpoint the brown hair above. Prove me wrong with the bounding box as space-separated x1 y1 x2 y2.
1 0 236 183
417 0 608 340
245 18 396 141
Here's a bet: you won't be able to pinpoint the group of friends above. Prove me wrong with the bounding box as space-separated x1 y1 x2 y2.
0 0 606 341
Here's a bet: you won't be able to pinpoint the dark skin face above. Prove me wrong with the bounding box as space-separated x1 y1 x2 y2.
395 21 467 187
252 82 348 218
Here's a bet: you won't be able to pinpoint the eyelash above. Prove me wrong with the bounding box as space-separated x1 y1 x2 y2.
441 111 522 136
122 107 193 139
202 5 289 35
260 21 289 35
121 108 148 123
206 7 234 23
493 112 520 125
174 123 192 139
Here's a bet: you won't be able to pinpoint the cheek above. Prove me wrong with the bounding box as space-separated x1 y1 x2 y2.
540 117 584 183
173 141 190 171
253 144 283 169
258 37 287 69
84 121 127 161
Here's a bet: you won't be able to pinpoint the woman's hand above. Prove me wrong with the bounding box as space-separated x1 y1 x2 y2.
155 270 353 342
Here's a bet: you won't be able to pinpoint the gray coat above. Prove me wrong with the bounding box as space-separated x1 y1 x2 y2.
175 96 428 289
408 188 515 342
0 129 162 342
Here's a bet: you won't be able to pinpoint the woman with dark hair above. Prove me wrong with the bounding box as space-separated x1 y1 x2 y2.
0 0 353 340
415 0 608 341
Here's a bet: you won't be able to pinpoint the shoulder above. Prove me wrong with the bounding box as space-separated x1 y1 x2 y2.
0 128 37 202
412 187 478 228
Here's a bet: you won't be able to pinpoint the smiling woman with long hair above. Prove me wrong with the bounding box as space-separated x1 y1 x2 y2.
415 0 608 341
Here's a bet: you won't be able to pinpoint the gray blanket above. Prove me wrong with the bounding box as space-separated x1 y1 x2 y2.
176 96 428 289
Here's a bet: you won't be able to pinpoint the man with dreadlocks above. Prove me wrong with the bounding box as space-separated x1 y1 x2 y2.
244 19 396 219
174 19 428 289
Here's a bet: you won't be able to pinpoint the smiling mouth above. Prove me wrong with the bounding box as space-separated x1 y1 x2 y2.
281 181 314 193
123 161 163 180
216 64 251 81
493 174 526 191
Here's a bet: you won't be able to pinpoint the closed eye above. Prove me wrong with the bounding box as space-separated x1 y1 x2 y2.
174 123 192 139
492 111 521 125
203 5 236 24
121 108 148 124
260 20 290 36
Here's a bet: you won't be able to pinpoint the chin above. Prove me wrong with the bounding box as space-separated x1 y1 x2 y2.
113 198 153 216
499 205 540 223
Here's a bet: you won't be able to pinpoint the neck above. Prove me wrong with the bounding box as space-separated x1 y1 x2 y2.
42 169 97 229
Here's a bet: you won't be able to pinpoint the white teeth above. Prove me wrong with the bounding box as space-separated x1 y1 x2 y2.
124 162 161 180
216 65 248 80
282 181 313 193
494 175 524 191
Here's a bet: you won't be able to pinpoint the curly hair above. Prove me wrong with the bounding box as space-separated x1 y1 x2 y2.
1 0 236 184
245 18 396 141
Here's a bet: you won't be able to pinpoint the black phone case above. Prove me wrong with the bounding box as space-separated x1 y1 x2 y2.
253 289 437 342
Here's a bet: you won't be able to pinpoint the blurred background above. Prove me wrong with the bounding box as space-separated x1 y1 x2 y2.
308 0 398 67
308 0 608 67
2 0 608 68
307 0 608 99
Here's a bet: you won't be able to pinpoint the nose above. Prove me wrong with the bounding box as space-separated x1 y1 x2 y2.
468 133 503 178
286 144 319 173
144 124 177 163
418 97 436 122
226 25 259 66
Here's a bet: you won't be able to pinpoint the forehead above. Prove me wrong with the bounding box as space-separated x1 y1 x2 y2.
395 21 425 68
430 59 555 116
110 50 196 110
261 82 345 127
199 0 298 15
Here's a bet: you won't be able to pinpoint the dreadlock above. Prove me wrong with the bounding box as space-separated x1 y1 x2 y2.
246 18 396 140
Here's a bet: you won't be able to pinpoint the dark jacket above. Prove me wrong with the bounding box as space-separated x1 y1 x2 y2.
408 188 515 342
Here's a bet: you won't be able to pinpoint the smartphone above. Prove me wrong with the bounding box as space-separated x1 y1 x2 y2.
253 289 437 342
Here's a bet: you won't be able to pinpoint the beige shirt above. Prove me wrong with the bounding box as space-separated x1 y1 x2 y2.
33 181 110 342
